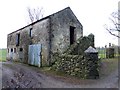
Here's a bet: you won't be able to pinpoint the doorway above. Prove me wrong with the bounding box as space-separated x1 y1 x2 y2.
28 44 42 67
70 26 75 45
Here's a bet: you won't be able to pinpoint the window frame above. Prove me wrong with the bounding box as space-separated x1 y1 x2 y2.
16 33 20 46
70 26 76 45
29 28 33 38
14 48 16 53
11 48 13 52
19 48 23 52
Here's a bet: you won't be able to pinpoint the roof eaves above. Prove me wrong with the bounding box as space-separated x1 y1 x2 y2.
8 16 50 35
8 7 71 35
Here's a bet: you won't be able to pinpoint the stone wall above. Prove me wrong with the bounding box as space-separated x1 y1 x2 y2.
7 7 83 66
52 54 86 78
63 34 94 55
84 46 99 79
106 47 115 58
30 19 50 66
50 7 83 54
51 35 99 79
52 48 99 79
7 18 50 65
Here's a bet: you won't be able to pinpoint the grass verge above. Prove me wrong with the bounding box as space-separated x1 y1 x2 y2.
0 49 7 62
99 58 118 78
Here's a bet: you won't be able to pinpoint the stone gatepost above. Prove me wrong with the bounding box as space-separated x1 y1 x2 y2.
84 46 99 79
106 47 114 58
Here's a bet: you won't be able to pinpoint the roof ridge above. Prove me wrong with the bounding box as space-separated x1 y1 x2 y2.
8 7 71 35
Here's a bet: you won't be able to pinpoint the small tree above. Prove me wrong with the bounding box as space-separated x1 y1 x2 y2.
27 7 44 23
104 10 120 38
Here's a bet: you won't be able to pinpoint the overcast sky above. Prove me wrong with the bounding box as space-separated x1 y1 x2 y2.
0 0 119 48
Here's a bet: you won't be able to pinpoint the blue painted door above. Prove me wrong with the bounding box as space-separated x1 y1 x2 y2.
28 44 41 67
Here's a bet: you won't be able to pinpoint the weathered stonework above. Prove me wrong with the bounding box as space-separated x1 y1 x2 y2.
51 46 99 79
63 34 94 55
7 7 83 66
106 47 115 58
50 8 83 54
51 33 100 79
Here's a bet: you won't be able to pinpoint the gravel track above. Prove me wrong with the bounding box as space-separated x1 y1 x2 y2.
1 61 118 88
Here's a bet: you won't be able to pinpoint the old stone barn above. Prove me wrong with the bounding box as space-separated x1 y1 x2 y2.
7 7 83 66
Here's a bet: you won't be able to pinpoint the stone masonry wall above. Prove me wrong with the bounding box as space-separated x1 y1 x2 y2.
7 7 83 66
51 34 94 65
106 47 115 58
63 34 94 55
7 18 50 65
51 34 99 79
30 19 50 66
52 51 99 79
50 7 83 54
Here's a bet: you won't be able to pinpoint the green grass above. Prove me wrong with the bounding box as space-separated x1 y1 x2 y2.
99 54 106 58
97 49 120 58
0 49 7 62
97 49 106 58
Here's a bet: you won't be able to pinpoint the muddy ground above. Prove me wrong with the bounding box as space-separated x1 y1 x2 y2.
1 61 118 88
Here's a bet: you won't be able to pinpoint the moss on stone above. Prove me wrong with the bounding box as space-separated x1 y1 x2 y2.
51 34 100 79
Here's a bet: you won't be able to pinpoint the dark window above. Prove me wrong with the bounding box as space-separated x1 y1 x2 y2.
70 26 75 45
16 34 20 46
11 48 13 52
10 36 12 41
19 48 23 52
81 26 83 30
29 28 32 37
14 48 16 53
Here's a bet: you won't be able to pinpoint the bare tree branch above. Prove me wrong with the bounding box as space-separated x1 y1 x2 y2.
104 11 120 38
105 25 120 38
27 7 44 23
27 7 34 23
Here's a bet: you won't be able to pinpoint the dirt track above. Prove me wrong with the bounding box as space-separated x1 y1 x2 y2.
1 61 118 88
